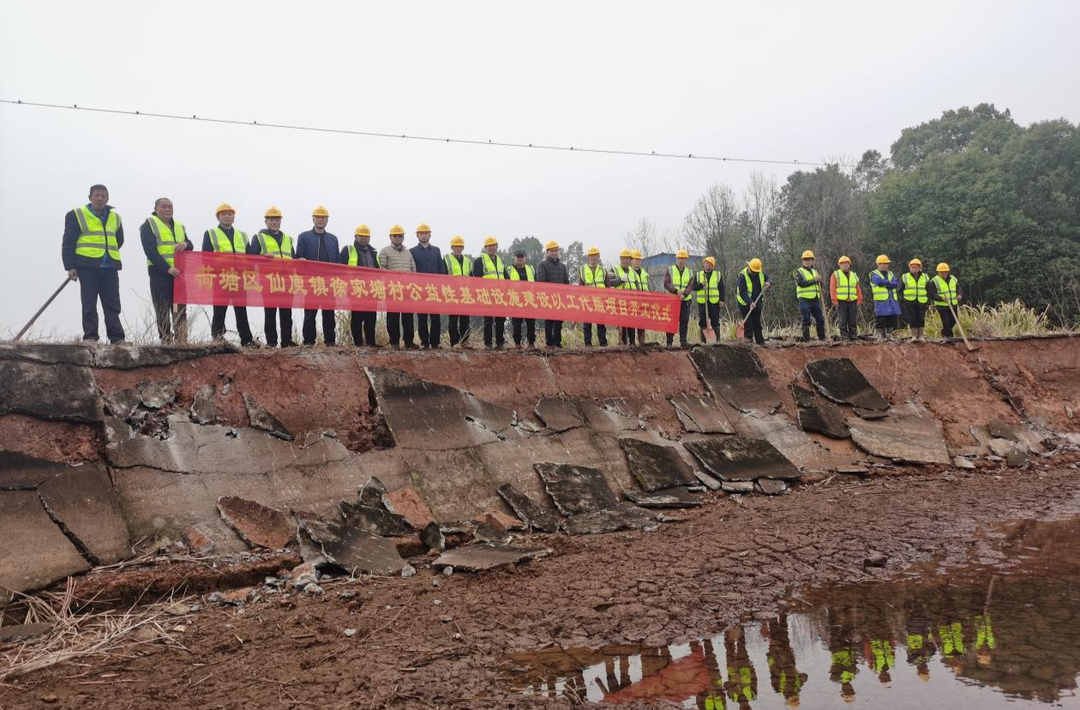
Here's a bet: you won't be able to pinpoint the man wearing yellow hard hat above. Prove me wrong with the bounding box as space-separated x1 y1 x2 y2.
693 256 724 344
297 206 340 347
411 222 446 349
899 258 930 341
736 258 772 345
471 236 506 349
664 249 694 348
793 250 826 343
248 206 296 347
578 246 609 347
444 235 471 348
612 248 641 346
630 249 647 344
869 255 901 339
928 263 961 339
830 256 862 341
535 240 569 348
202 203 254 346
340 225 380 347
379 225 417 348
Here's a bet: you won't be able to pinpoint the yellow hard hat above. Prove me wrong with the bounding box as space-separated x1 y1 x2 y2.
484 236 498 247
909 258 922 267
264 206 283 219
312 205 329 218
416 222 431 233
389 224 405 236
215 202 235 215
748 258 763 273
837 255 851 265
936 262 950 272
545 240 559 251
619 248 633 258
450 235 465 247
876 254 891 264
801 250 815 260
631 249 643 260
704 256 716 266
355 224 371 237
676 249 689 259
586 246 600 256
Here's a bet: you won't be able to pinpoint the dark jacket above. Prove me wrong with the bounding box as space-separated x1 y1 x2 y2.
296 230 340 263
926 275 961 305
535 256 569 285
246 230 296 258
339 242 380 268
410 242 447 275
471 252 505 278
793 267 820 289
691 269 725 303
62 204 125 271
140 215 194 275
737 268 771 305
201 225 246 252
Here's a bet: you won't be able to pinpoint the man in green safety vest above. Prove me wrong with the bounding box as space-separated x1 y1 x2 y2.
201 203 254 346
737 258 772 345
900 258 930 341
630 249 648 345
472 236 506 349
928 263 962 339
611 248 641 346
444 235 472 348
869 255 901 339
793 250 825 343
664 249 694 348
140 197 193 344
246 206 296 347
829 256 862 341
693 256 724 344
579 246 609 347
340 224 381 347
62 184 127 344
507 251 536 348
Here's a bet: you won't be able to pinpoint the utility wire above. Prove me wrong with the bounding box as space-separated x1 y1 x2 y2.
0 98 850 168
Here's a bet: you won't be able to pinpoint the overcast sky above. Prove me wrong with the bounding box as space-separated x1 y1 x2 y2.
2 0 1078 341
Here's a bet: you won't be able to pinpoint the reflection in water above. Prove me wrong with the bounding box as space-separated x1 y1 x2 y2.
504 518 1080 708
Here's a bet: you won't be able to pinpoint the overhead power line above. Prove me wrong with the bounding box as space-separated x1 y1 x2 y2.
0 98 850 168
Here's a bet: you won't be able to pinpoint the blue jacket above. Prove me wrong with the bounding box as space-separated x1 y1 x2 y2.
296 230 340 263
410 242 447 275
869 269 901 316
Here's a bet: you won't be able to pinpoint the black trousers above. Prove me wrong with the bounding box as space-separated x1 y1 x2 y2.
835 301 858 340
76 267 124 342
875 314 899 334
936 305 956 337
386 312 414 347
264 308 294 347
483 316 505 347
666 301 691 346
149 270 186 344
544 319 563 347
511 317 535 346
303 309 336 346
619 326 637 346
583 322 607 346
903 301 927 328
417 313 441 348
448 315 469 345
349 311 377 346
799 299 826 341
739 302 765 345
698 302 721 342
212 305 253 345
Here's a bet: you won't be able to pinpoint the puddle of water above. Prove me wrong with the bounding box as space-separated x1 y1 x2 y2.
504 517 1080 708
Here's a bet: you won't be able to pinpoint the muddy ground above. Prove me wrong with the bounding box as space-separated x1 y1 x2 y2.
3 458 1078 710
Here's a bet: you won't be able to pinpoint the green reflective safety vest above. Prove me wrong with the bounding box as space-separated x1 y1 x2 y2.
209 227 248 254
870 270 896 301
508 264 534 281
480 253 505 279
670 265 692 301
902 272 929 303
346 244 380 267
696 269 721 304
73 206 122 262
795 267 820 300
146 215 187 267
256 231 294 259
614 265 639 290
932 275 958 306
581 264 606 288
444 254 471 276
835 270 859 301
737 268 765 306
632 267 647 291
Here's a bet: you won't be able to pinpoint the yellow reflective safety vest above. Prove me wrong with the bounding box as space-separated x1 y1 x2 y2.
870 270 896 301
737 268 765 306
614 265 640 290
670 265 692 301
902 272 929 303
581 264 606 288
696 269 721 304
346 244 380 267
74 206 122 262
932 275 958 306
209 227 248 254
480 253 505 279
632 267 647 291
444 254 471 276
146 215 187 267
256 231 294 259
795 267 820 300
508 264 535 281
834 269 859 302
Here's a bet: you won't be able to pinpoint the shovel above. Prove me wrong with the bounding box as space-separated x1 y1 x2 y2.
15 277 72 341
947 301 978 352
736 287 767 339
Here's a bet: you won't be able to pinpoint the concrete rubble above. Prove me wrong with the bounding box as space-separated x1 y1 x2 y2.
618 438 697 491
847 405 951 465
670 393 737 434
685 437 801 482
242 393 293 441
690 345 782 413
432 543 551 572
496 483 561 534
217 496 295 550
805 358 890 411
535 463 620 516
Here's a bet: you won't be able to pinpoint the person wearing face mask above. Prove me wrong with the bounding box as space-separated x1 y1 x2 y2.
379 225 417 348
340 224 381 347
140 197 193 344
201 203 254 346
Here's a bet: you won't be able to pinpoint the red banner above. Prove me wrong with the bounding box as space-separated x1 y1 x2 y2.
173 252 680 332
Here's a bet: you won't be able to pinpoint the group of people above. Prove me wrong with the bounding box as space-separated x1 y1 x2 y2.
62 185 961 349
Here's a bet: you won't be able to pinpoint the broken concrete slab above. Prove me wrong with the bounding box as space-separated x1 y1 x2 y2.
0 360 99 422
0 451 69 490
365 366 517 450
90 342 239 369
685 437 801 482
217 497 295 550
734 411 850 471
0 490 90 598
432 543 551 572
474 522 513 544
340 500 411 537
139 379 180 409
38 463 130 565
987 419 1046 454
671 393 737 434
561 503 658 535
472 510 525 531
190 384 216 425
359 476 389 508
721 480 755 494
618 438 697 492
578 400 639 433
535 462 620 516
0 342 94 366
299 519 406 575
242 393 293 441
953 456 977 470
790 384 817 409
797 398 850 439
102 388 142 419
497 483 561 534
805 358 890 411
534 398 585 432
420 521 446 551
756 479 788 496
847 414 950 465
383 486 436 530
692 469 722 491
853 407 889 420
690 345 781 414
624 486 702 509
